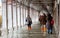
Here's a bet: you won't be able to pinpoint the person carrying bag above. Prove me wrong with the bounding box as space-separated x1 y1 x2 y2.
26 15 32 30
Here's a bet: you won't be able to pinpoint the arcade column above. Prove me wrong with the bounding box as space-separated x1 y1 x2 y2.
58 1 60 38
52 0 59 35
27 0 31 16
0 16 2 36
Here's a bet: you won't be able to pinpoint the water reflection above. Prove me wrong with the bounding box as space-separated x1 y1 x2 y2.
0 24 57 38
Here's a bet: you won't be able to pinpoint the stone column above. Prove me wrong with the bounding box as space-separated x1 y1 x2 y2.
15 0 18 30
6 0 8 35
27 0 30 16
52 0 59 34
27 6 30 16
0 16 2 36
58 1 60 38
19 1 21 28
0 28 1 36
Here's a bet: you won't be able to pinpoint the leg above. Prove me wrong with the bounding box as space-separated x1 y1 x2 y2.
48 26 51 34
28 25 31 30
51 26 53 34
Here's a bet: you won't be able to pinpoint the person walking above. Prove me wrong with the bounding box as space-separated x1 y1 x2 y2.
26 15 32 30
50 17 54 34
47 13 54 34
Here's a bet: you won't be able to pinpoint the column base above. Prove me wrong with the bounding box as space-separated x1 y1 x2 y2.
0 30 1 36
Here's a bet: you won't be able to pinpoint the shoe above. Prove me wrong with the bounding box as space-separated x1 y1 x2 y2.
51 32 52 34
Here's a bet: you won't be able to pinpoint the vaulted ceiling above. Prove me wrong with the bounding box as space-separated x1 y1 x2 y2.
2 0 55 13
24 0 53 13
20 0 53 11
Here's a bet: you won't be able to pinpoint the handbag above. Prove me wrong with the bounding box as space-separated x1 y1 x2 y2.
25 21 28 25
50 19 54 25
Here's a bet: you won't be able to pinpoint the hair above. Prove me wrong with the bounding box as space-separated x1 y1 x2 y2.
47 13 53 21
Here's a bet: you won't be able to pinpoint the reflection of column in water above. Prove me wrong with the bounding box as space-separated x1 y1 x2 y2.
11 30 14 38
14 32 18 38
28 30 31 38
46 33 50 38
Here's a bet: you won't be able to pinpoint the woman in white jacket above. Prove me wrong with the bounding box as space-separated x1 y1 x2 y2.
26 15 32 30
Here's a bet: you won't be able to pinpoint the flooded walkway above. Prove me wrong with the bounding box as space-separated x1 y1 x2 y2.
0 23 58 38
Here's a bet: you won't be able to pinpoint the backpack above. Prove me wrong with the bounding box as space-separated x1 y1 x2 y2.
50 19 54 25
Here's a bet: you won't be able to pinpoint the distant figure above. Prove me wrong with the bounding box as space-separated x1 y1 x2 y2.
39 13 44 25
39 13 47 25
47 13 54 34
50 16 54 34
39 13 47 36
26 15 32 30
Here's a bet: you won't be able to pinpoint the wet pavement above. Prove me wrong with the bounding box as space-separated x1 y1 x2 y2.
0 23 58 38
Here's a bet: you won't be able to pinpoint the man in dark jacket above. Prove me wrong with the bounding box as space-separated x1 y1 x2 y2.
47 13 54 34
